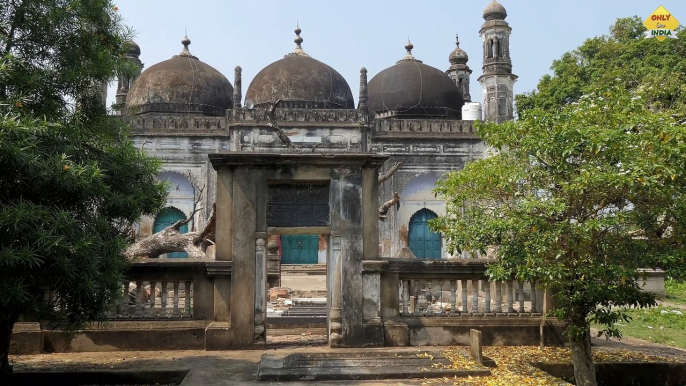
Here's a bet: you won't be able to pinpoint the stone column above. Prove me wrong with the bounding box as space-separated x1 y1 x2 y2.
215 167 233 261
254 236 267 346
267 238 281 288
358 67 368 111
329 164 385 347
233 66 242 108
206 166 233 349
328 234 343 345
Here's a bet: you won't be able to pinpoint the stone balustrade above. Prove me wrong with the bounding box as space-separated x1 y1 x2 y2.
229 107 368 124
108 259 231 320
399 278 541 317
392 259 541 316
110 278 193 319
364 259 544 319
372 118 476 136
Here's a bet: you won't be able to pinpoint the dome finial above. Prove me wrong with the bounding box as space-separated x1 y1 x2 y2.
455 34 460 48
173 34 198 60
290 23 309 57
405 39 413 54
398 39 421 63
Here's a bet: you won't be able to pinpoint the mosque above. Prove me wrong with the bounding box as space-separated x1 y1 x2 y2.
112 0 516 263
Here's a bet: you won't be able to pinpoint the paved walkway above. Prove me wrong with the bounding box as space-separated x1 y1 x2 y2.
12 342 430 385
11 332 686 385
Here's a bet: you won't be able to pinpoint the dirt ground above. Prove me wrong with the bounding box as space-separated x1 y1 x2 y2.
9 332 686 385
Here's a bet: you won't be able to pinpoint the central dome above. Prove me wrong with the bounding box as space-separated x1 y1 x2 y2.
245 26 354 109
368 41 464 119
126 36 233 116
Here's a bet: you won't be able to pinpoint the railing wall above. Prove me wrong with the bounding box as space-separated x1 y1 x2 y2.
365 259 545 319
108 259 231 320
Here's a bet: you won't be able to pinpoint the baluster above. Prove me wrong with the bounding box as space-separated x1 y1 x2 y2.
185 280 192 317
518 281 526 313
426 280 434 316
450 280 457 315
530 280 538 314
120 280 129 318
484 280 492 314
161 281 168 318
148 280 157 318
437 280 445 309
412 280 419 314
135 280 144 317
109 286 119 317
494 281 503 314
402 280 410 316
472 280 479 314
173 281 180 317
461 280 468 314
507 280 515 314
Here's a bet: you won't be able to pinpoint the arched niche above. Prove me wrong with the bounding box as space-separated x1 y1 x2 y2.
408 208 442 259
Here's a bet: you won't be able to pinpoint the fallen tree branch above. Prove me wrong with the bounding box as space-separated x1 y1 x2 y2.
125 205 216 260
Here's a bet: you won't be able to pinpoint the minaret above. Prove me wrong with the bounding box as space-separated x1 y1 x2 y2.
446 34 472 103
114 40 144 114
477 0 517 123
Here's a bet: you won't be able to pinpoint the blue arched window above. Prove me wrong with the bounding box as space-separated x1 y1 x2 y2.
153 207 188 258
408 209 442 259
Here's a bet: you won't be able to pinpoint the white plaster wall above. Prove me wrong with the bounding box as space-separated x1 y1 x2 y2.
156 165 205 231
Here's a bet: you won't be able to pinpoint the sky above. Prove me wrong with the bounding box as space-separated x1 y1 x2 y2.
106 0 686 109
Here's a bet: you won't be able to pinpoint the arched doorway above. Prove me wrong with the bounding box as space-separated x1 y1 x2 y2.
153 207 188 258
408 209 442 259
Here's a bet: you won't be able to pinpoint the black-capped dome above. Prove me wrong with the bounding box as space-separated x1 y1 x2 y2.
126 36 233 116
368 41 464 119
245 26 354 109
449 35 468 64
483 0 507 21
124 40 141 58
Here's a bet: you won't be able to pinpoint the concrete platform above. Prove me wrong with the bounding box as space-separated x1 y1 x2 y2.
257 349 491 381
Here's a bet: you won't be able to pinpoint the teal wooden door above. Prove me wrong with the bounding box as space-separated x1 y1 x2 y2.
408 209 442 259
281 235 318 264
153 208 188 258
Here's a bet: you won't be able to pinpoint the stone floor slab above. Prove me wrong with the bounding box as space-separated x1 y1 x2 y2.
257 350 490 381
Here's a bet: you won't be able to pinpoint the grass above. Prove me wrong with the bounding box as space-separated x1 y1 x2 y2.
665 278 686 305
603 306 686 349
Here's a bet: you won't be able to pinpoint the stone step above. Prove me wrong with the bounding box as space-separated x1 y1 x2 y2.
283 307 327 316
257 350 491 381
267 316 327 328
292 297 327 306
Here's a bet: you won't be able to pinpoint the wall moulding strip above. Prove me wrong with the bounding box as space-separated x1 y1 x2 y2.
267 226 331 235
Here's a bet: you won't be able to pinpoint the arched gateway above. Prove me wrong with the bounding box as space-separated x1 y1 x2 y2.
208 152 388 349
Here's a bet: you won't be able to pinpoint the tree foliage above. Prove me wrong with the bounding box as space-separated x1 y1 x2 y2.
0 0 166 376
516 17 686 121
432 86 686 385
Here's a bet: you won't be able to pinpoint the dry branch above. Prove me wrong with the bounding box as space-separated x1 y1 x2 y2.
378 162 402 185
379 192 400 221
266 99 297 149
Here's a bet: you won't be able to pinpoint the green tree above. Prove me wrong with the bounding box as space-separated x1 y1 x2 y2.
0 0 166 377
431 86 686 385
516 17 686 121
